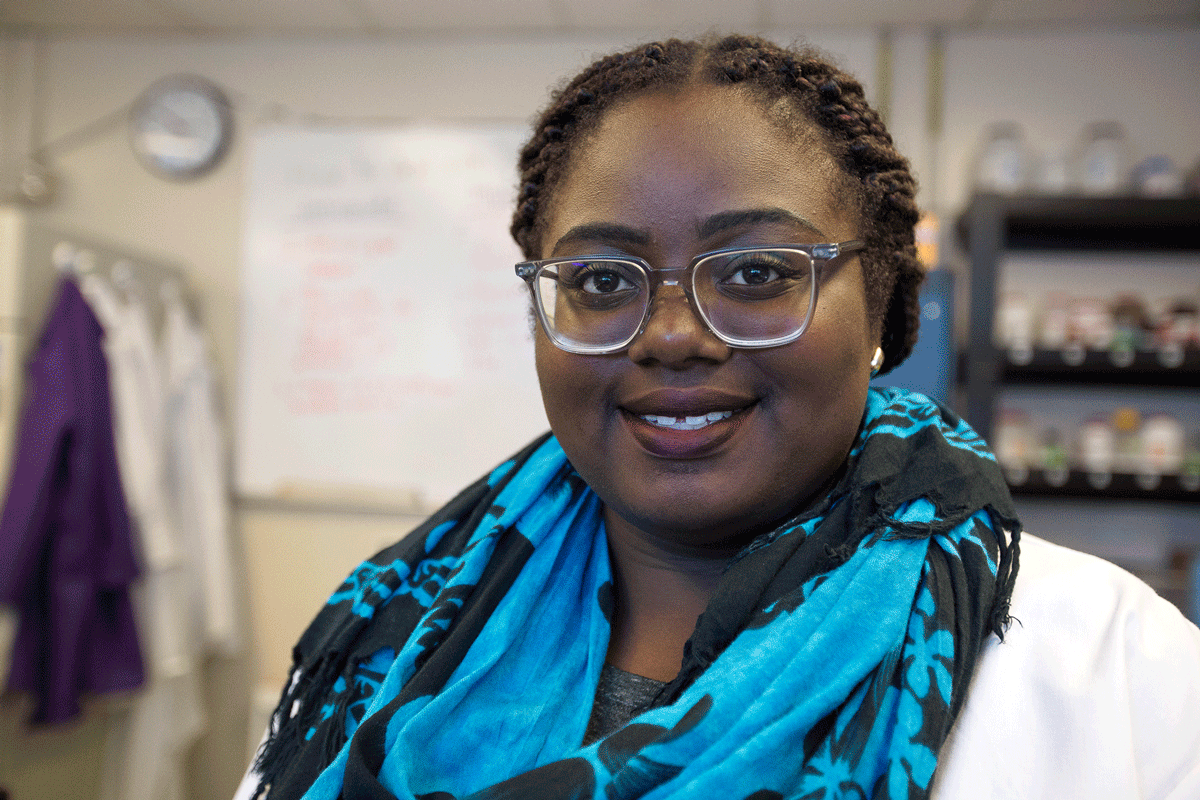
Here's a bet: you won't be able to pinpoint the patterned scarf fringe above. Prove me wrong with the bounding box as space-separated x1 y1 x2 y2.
254 648 360 785
989 521 1021 639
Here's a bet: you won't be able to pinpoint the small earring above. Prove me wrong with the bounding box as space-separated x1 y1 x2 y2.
869 346 884 376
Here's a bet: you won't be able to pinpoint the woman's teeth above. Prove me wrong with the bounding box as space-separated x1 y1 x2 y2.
639 410 734 431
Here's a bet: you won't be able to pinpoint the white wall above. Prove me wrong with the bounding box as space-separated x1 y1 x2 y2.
0 23 1197 800
941 26 1200 211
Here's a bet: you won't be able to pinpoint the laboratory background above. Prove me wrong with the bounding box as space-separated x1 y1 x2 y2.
1 1 1198 799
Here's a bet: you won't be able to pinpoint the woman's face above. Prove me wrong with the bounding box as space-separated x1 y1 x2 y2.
535 85 878 554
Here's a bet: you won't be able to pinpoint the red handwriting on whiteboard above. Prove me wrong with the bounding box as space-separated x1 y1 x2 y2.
291 283 395 372
281 375 458 417
282 378 340 414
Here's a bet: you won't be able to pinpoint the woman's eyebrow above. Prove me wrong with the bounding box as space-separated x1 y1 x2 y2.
551 222 651 254
697 208 827 240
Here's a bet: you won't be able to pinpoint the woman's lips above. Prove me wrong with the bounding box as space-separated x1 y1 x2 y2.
621 405 751 458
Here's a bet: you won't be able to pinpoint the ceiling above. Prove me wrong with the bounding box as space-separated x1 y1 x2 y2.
1 0 1197 37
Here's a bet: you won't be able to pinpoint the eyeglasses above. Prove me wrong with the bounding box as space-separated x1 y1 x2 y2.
515 241 864 354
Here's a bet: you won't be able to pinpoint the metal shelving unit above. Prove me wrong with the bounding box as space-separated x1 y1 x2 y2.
958 193 1200 504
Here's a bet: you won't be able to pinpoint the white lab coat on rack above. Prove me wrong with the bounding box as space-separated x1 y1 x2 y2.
162 282 241 655
81 270 205 800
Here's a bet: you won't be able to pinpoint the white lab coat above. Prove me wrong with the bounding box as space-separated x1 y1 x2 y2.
931 534 1200 798
82 274 204 800
162 284 241 656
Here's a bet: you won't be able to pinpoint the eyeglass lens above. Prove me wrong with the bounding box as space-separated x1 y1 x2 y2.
533 248 816 350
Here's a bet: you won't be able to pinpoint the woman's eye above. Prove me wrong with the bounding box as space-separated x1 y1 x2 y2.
725 260 781 285
578 269 633 294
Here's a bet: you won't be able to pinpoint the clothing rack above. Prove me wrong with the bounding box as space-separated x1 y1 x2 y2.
0 210 192 490
1 217 224 732
0 210 197 700
1 208 240 800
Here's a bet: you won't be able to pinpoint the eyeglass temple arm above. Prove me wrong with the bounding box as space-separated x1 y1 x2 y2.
812 240 865 261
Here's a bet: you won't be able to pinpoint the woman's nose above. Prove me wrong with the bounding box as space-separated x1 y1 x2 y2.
626 283 731 367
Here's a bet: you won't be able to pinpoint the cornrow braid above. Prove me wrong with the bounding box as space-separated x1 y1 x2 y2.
512 41 692 258
512 35 924 372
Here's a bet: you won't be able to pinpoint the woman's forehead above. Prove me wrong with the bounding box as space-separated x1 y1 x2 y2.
591 84 821 149
541 86 850 254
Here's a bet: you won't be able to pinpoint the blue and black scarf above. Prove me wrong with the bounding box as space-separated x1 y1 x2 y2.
253 387 1020 800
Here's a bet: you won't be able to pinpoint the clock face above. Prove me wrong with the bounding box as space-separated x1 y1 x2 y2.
130 75 233 179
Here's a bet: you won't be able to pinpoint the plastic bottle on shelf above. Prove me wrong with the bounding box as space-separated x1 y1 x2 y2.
1181 434 1200 493
1064 297 1112 365
1155 300 1198 368
1078 416 1115 489
995 409 1034 485
996 292 1035 365
1132 155 1184 197
974 122 1030 194
1141 414 1185 475
1072 121 1132 195
1039 293 1071 351
1111 407 1143 476
1041 427 1070 487
1109 294 1149 367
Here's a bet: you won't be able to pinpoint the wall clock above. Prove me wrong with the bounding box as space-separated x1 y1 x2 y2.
129 74 234 180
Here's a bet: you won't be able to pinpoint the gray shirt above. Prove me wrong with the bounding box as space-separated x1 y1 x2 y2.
583 663 668 745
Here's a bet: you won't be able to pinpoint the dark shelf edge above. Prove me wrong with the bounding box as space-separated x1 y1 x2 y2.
957 194 1200 251
957 347 1200 388
1006 467 1200 504
997 347 1200 387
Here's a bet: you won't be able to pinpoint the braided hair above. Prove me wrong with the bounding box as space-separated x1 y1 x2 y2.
511 35 923 373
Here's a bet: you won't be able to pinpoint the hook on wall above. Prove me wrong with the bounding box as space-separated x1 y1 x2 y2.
51 241 77 273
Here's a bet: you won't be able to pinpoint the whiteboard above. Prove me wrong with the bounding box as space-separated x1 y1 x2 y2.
235 124 549 507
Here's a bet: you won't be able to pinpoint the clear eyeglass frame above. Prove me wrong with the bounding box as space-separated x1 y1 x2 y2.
514 240 865 355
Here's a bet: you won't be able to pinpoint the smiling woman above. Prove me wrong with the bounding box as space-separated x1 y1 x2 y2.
237 35 1200 800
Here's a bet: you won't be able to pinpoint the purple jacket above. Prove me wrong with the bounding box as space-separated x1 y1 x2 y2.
0 276 145 724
